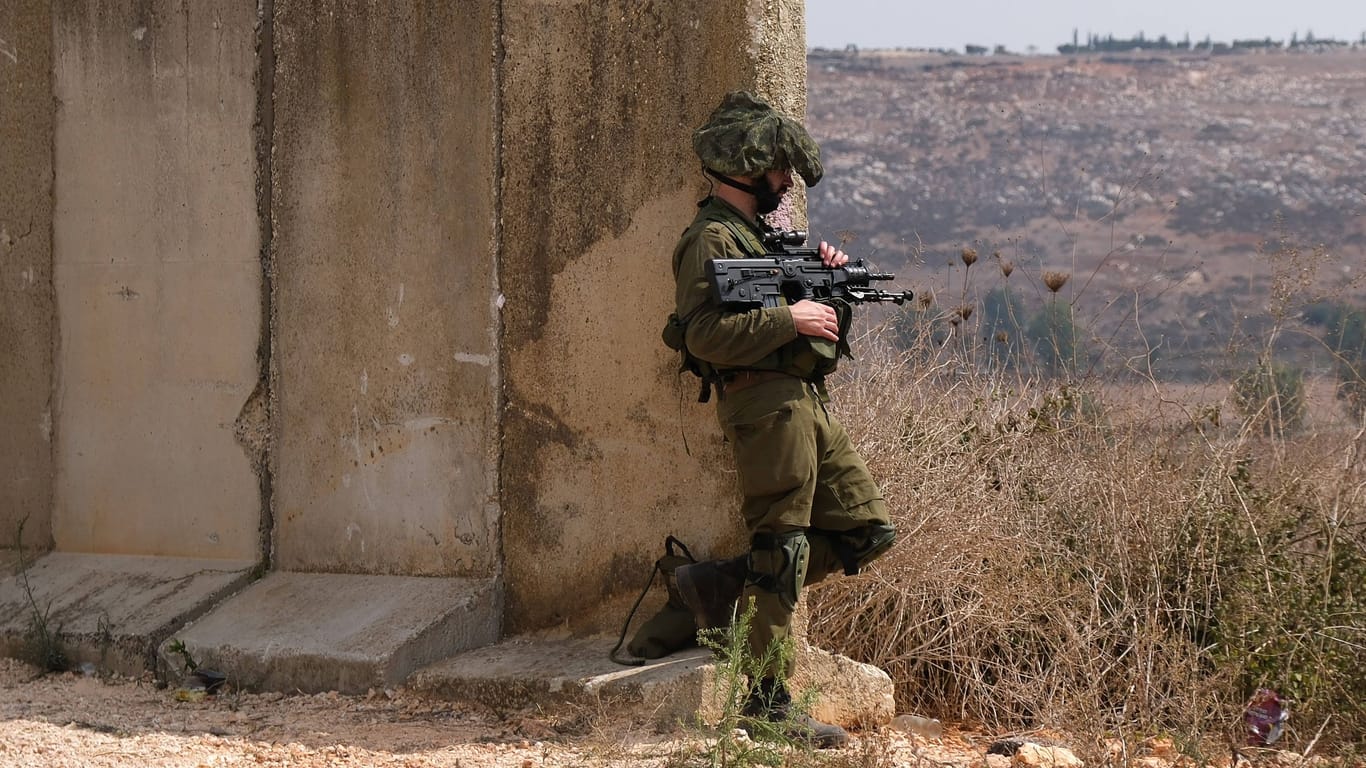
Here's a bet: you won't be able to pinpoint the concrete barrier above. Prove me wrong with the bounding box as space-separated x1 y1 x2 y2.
0 0 824 704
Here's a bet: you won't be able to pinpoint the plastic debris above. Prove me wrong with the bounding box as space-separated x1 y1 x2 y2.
891 713 943 739
1244 688 1289 746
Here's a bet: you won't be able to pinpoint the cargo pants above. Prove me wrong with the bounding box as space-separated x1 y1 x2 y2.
717 375 890 677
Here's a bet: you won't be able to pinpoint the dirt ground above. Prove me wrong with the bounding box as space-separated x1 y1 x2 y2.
0 658 994 768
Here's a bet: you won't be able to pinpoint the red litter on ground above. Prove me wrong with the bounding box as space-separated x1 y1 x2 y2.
1244 688 1289 746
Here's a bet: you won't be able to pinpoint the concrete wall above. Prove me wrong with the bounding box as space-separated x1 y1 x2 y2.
50 1 263 560
3 0 809 638
0 0 55 554
271 2 501 577
499 0 809 633
0 0 55 559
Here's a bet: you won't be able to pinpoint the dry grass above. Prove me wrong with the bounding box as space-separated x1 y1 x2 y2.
808 332 1366 761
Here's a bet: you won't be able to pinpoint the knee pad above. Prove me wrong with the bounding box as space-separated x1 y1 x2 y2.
812 523 896 576
747 530 809 612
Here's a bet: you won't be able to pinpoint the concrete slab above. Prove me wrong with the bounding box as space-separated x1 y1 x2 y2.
408 635 898 732
52 0 262 562
407 635 724 730
0 552 255 676
0 550 23 576
168 571 500 695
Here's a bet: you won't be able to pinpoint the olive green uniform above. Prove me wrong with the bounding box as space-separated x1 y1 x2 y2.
671 197 892 674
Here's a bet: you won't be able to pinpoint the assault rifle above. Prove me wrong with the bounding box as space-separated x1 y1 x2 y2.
706 230 913 309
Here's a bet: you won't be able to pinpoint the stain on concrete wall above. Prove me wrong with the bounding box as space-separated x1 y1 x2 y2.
50 1 262 559
0 0 55 555
271 1 501 577
499 0 808 633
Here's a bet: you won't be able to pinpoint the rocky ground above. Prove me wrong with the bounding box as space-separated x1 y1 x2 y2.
2 659 1336 768
0 658 999 768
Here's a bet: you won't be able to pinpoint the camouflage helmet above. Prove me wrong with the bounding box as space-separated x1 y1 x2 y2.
692 91 823 187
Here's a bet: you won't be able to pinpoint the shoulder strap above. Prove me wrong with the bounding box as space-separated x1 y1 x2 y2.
669 207 768 404
700 209 768 257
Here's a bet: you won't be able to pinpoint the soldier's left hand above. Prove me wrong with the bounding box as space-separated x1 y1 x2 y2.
818 241 848 267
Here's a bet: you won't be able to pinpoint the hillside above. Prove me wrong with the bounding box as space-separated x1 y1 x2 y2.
806 49 1366 380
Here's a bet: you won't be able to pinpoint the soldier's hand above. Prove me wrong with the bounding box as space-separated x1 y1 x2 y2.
818 241 848 267
790 300 839 341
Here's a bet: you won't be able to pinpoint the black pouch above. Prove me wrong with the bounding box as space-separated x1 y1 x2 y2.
610 536 700 665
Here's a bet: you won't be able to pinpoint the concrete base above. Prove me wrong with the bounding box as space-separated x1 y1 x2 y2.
166 571 501 695
408 635 897 732
0 549 24 576
0 554 893 732
0 552 256 676
409 635 723 730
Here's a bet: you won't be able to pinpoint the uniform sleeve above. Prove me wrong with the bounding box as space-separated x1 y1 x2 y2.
673 224 796 367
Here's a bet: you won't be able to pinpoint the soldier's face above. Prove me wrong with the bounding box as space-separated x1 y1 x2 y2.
752 169 793 215
764 168 795 196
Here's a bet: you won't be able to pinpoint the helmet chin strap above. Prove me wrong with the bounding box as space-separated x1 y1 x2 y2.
705 168 782 215
705 168 763 196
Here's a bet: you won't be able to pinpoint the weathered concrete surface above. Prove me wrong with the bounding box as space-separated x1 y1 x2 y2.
50 1 263 559
410 636 721 730
0 0 55 556
0 553 255 676
499 0 808 635
409 634 895 731
165 572 500 694
270 2 501 578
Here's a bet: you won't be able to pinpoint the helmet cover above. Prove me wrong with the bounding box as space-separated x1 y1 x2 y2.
692 91 823 187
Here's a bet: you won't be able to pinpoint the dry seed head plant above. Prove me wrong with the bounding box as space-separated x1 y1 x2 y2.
802 239 1366 763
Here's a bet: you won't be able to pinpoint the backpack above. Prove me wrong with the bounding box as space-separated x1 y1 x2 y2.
610 536 701 665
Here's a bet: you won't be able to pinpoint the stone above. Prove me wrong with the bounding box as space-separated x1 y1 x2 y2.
789 643 896 729
1012 742 1084 768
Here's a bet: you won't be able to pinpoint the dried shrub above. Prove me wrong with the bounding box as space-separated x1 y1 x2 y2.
810 338 1366 757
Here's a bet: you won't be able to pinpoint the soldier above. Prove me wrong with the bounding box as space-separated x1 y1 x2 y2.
666 91 897 749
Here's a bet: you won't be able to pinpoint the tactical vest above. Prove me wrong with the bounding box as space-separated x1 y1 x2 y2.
663 205 851 402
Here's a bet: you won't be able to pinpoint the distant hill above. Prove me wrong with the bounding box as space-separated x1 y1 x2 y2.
806 49 1366 380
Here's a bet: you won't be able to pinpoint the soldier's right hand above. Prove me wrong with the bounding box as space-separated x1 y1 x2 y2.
790 300 840 341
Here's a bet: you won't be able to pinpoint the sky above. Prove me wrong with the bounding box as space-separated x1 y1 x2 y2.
805 0 1364 54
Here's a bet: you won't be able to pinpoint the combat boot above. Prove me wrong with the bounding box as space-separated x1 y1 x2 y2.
674 556 747 630
742 677 849 749
743 675 846 748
